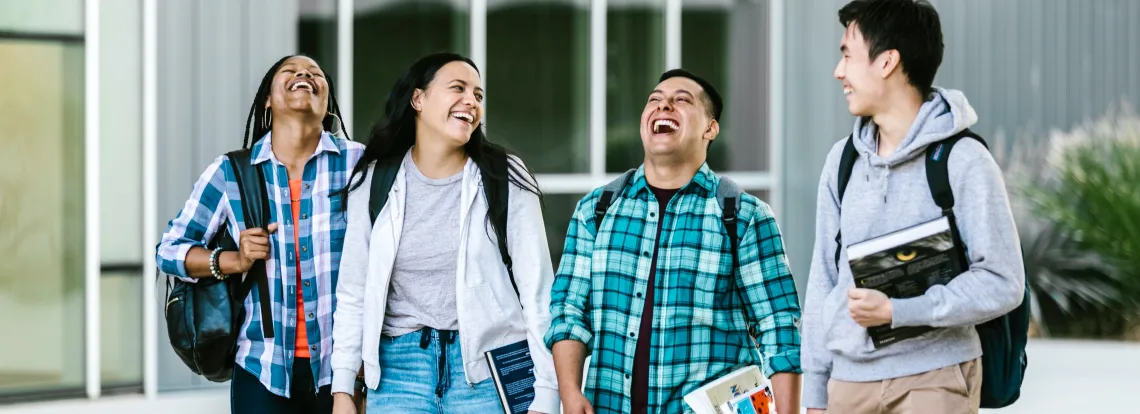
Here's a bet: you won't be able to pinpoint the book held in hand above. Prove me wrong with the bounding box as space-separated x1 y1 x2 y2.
484 340 536 414
683 365 775 414
847 215 966 348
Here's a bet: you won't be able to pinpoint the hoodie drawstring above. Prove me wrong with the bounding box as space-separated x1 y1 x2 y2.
881 167 891 203
863 156 891 204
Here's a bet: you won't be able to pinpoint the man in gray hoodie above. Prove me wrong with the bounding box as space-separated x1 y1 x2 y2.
802 1 1026 413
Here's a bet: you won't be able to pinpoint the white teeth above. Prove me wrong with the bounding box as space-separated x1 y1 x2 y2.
291 81 314 91
843 88 852 95
451 112 473 123
653 119 679 133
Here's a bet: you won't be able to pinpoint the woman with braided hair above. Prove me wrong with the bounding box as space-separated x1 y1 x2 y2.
157 55 364 413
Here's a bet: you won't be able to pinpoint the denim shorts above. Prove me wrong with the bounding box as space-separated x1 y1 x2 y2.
367 327 504 414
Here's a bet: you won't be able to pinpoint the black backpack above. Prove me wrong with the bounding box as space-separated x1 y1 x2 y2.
834 129 1030 408
367 155 519 298
594 169 760 341
162 149 276 382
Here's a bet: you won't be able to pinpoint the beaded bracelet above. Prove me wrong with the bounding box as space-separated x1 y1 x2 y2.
209 246 227 280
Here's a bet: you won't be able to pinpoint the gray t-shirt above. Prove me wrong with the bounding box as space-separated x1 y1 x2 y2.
381 152 462 336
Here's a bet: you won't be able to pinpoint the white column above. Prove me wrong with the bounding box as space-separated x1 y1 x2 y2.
142 0 159 399
337 0 354 136
665 0 681 69
470 0 487 94
589 0 606 178
768 0 785 220
84 0 102 399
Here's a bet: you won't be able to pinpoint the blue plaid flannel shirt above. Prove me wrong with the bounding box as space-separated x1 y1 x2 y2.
156 132 364 397
544 164 802 413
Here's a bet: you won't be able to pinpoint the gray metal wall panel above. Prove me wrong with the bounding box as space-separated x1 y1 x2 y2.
155 0 297 392
779 0 1140 296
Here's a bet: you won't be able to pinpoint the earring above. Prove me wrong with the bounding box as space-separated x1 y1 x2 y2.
263 107 272 129
328 113 347 138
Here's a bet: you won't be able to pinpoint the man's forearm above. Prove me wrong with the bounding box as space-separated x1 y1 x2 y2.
552 340 588 394
770 372 802 414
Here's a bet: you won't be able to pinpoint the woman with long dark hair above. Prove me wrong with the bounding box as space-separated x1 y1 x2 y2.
156 55 364 413
329 53 559 413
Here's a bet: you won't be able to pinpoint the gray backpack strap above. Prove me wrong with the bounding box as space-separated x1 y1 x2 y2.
716 175 743 259
716 175 758 340
716 175 743 221
593 168 637 232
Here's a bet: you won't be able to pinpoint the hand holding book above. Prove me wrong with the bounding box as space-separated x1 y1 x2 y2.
846 216 965 347
847 288 893 328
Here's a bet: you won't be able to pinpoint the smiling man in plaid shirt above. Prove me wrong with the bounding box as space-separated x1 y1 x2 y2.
545 69 803 414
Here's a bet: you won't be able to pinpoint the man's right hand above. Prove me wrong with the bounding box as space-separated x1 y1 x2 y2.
806 409 826 414
560 391 594 414
332 392 357 414
237 223 278 272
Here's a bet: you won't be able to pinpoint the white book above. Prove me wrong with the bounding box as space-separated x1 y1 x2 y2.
683 365 772 414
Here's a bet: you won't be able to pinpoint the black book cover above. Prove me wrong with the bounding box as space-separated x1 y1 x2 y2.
847 216 966 348
484 340 536 414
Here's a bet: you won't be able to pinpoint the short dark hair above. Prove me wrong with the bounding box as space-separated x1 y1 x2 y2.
838 0 944 97
658 69 723 122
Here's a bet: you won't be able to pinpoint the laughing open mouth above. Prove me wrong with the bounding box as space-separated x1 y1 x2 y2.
653 119 679 134
289 79 315 93
451 111 474 124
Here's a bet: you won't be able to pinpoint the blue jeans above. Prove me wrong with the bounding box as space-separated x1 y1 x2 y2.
368 328 504 413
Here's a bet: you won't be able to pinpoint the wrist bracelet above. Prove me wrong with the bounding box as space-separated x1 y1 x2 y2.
210 246 227 280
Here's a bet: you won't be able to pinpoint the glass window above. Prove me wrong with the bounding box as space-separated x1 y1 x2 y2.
605 2 665 172
487 1 590 174
99 0 144 389
353 0 469 142
682 0 769 172
0 38 86 397
298 0 340 78
0 0 83 37
100 273 141 389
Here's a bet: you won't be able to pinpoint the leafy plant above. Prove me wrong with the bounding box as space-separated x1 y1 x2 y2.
1023 105 1140 310
990 110 1135 337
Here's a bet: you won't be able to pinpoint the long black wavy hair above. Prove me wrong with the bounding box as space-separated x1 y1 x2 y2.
242 54 349 149
343 52 542 209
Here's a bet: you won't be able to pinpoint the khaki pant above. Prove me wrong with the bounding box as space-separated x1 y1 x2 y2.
826 358 982 414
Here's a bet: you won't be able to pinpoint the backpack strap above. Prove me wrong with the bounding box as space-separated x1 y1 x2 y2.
225 149 275 338
368 156 402 226
833 135 858 273
925 128 988 211
593 168 637 232
925 128 988 267
716 176 758 340
482 156 516 299
836 135 859 202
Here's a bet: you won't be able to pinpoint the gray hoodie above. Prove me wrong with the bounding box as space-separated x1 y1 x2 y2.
801 88 1026 409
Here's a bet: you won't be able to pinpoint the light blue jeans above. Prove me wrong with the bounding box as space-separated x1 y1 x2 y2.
367 328 504 414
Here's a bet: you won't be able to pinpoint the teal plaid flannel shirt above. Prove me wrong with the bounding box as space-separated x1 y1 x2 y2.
544 164 802 413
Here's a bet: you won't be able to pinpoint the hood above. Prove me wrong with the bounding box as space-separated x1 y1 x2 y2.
850 87 978 166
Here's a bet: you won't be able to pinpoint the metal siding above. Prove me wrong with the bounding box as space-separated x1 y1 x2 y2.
779 0 1140 292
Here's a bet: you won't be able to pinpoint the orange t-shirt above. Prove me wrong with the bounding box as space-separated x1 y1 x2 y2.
290 179 310 358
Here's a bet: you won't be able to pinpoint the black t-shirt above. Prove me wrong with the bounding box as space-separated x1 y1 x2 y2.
630 184 680 414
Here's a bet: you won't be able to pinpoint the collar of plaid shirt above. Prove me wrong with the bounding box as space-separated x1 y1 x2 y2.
544 163 803 413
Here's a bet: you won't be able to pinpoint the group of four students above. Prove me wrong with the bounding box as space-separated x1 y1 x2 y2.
156 1 1026 413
